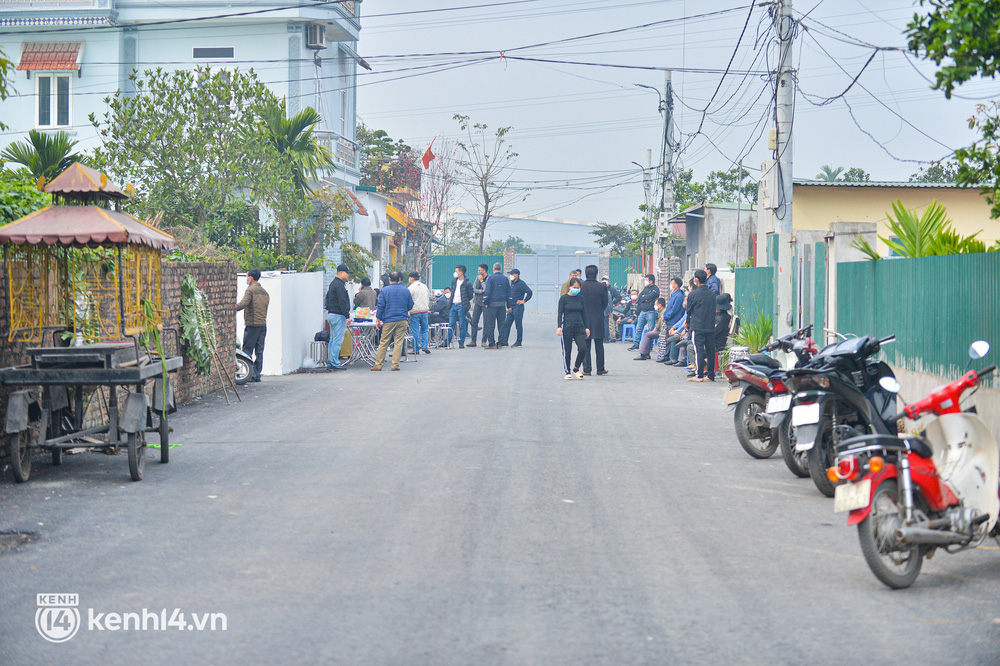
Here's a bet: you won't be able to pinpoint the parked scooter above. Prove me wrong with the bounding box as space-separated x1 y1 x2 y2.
235 347 253 386
723 325 816 460
830 341 997 589
784 333 899 497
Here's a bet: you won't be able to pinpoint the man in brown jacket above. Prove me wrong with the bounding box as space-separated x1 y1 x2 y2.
236 268 269 382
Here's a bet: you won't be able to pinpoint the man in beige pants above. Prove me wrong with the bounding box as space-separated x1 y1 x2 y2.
371 271 415 371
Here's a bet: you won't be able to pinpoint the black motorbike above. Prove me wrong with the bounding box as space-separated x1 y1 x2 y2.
235 347 253 386
784 333 899 497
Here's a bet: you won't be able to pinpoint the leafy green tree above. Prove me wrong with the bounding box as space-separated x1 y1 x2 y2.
841 167 871 182
907 1 1000 217
0 169 51 224
673 168 705 211
437 215 480 255
815 165 844 181
909 160 961 182
703 166 757 203
91 67 306 249
484 236 535 254
850 199 999 259
1 131 81 182
453 114 529 252
262 100 333 195
356 123 420 195
627 207 657 259
589 222 633 256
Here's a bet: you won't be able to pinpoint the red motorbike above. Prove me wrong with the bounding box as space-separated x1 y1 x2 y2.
831 341 998 588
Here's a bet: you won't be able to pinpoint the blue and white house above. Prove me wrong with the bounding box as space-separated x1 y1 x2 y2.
0 0 363 189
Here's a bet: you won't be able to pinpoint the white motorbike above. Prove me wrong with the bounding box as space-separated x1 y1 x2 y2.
829 340 997 588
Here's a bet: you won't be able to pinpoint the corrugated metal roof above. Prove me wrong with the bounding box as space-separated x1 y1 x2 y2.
793 179 961 188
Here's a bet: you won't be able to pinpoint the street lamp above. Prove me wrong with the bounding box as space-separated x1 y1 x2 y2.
634 83 665 114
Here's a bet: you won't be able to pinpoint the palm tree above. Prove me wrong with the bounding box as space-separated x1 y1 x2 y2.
1 130 81 182
815 165 844 182
261 101 335 255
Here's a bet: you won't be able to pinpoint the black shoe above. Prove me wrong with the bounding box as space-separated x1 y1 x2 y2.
656 357 669 363
459 343 465 349
633 355 650 361
627 345 639 351
686 372 696 378
422 348 431 354
512 343 522 348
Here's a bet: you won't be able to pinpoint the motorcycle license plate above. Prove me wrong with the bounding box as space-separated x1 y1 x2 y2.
766 395 792 413
722 388 743 406
792 403 821 426
834 479 871 513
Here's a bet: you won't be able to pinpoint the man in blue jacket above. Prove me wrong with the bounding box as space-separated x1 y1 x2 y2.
498 268 533 348
481 262 510 349
372 270 415 371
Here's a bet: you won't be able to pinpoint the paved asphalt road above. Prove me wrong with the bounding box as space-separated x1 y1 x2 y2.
2 313 999 664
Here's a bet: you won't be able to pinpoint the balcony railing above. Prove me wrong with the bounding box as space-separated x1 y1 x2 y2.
315 130 357 170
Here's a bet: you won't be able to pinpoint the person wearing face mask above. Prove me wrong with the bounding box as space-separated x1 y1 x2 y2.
656 277 685 360
629 273 660 351
469 264 489 347
634 297 665 360
615 289 640 340
482 262 510 349
236 268 270 382
557 277 589 379
498 268 533 348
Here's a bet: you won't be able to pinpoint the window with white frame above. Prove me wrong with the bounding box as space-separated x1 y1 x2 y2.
36 73 72 128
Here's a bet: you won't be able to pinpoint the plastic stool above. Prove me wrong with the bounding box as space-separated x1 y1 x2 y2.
621 323 636 343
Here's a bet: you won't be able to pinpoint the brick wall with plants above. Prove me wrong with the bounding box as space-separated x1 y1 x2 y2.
161 260 238 405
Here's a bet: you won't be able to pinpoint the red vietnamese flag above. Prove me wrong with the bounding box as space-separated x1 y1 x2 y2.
422 137 437 169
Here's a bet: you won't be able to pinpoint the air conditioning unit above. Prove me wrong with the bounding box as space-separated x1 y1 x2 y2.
306 24 326 50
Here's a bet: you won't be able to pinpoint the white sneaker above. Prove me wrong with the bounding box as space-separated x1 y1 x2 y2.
565 373 573 380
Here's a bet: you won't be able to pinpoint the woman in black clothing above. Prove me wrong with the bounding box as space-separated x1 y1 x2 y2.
557 277 590 379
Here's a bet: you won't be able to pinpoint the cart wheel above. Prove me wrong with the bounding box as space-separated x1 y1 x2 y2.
127 431 146 482
51 447 62 466
10 430 31 483
159 416 169 464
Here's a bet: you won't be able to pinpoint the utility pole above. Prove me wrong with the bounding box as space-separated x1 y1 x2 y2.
656 70 674 271
772 0 796 336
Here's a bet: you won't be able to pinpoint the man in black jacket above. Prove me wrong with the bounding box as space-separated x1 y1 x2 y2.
469 263 488 346
685 269 717 382
324 264 353 370
481 262 510 349
629 274 660 350
448 264 474 348
498 268 533 347
580 265 609 375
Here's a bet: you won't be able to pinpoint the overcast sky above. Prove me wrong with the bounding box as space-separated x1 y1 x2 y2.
356 0 995 225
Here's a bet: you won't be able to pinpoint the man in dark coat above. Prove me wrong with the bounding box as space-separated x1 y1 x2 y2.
580 264 610 375
324 264 353 370
498 268 533 347
481 262 510 349
685 269 717 382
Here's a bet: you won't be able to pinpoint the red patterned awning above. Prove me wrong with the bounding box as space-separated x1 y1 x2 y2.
17 42 82 71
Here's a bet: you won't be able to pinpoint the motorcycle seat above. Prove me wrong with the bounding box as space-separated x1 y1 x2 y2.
904 436 934 459
837 433 934 459
746 353 781 370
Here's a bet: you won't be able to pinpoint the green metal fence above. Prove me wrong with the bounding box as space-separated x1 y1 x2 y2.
429 255 502 290
734 266 774 332
838 253 1000 379
609 257 641 290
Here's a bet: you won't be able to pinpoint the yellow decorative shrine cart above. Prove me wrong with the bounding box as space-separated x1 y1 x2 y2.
0 164 182 482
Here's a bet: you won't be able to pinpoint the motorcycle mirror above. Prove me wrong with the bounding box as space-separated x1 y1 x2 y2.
879 377 902 394
969 340 990 360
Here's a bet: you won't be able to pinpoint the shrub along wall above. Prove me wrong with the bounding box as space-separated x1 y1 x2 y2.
0 258 237 473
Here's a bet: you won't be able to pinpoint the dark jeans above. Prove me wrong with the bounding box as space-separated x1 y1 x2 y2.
483 304 505 345
242 325 266 381
470 304 485 343
561 324 587 373
693 329 716 378
583 336 605 373
498 304 525 346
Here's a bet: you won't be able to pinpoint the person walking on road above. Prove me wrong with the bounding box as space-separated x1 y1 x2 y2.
580 265 609 376
498 268 533 347
469 264 488 346
324 264 352 371
407 271 431 355
685 269 717 382
372 271 415 372
449 264 474 348
482 262 510 349
236 268 270 383
557 277 590 380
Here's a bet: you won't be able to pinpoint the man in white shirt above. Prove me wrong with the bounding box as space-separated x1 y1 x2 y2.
448 264 473 348
407 271 431 354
